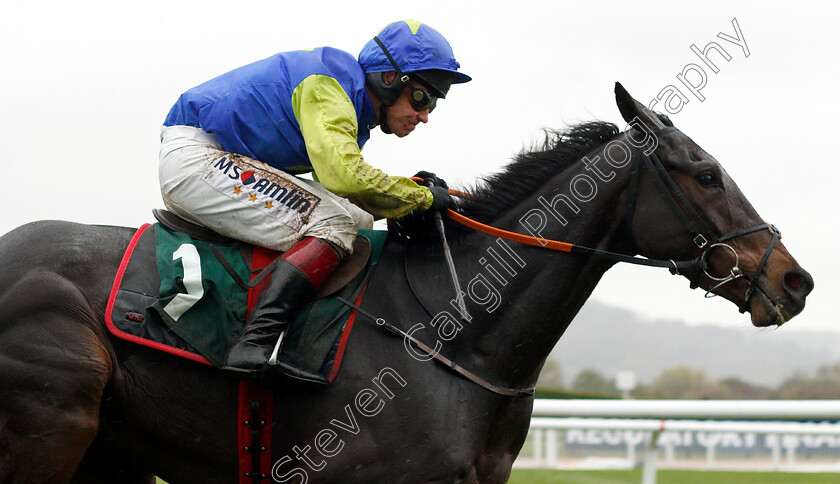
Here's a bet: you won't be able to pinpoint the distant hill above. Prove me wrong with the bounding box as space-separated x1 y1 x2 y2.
549 301 840 387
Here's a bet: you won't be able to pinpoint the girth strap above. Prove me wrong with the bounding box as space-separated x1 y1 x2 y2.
237 380 273 484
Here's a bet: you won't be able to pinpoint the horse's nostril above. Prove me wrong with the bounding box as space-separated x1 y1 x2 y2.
782 269 814 299
785 272 803 289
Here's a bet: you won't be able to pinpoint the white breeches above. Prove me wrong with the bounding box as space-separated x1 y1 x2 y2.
158 125 372 254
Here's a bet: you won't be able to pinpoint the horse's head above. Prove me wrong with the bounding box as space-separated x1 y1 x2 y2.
615 83 813 327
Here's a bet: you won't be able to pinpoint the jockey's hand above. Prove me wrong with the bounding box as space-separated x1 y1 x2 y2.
414 170 449 189
387 186 456 239
427 185 456 212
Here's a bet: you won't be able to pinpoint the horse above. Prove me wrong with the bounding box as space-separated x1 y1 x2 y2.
0 84 813 483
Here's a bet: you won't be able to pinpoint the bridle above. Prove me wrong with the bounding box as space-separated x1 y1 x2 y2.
446 126 781 314
627 126 781 313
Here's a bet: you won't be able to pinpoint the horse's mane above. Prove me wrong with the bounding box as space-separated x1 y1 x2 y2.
457 121 621 222
457 115 674 223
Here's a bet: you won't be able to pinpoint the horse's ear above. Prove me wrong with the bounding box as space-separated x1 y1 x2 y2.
615 82 666 131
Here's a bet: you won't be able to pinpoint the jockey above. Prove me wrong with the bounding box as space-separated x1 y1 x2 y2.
158 20 470 375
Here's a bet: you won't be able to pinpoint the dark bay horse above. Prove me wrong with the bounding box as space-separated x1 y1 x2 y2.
0 85 813 483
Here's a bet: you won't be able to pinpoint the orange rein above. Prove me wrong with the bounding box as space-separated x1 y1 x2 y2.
445 209 573 253
409 176 573 252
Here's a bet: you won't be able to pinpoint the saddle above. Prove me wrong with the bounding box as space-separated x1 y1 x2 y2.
105 210 388 384
151 209 372 299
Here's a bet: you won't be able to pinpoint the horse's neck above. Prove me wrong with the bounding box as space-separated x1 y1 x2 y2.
455 143 638 387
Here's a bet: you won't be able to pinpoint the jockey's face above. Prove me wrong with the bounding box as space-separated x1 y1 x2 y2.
375 72 430 137
386 81 430 137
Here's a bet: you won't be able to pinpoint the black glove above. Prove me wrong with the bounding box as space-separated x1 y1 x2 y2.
413 170 449 189
427 185 456 212
388 186 455 239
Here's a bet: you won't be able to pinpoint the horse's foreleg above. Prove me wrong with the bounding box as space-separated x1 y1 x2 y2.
0 272 112 483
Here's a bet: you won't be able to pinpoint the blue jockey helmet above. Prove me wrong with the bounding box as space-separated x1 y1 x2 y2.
359 20 471 110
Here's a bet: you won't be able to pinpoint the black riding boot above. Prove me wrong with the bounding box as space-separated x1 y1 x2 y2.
222 237 341 376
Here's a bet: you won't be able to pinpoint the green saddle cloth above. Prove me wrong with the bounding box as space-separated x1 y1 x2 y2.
110 224 387 383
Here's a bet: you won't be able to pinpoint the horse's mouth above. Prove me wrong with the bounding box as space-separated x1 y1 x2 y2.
749 283 795 327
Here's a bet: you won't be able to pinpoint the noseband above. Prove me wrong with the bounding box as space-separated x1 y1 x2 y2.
630 127 781 313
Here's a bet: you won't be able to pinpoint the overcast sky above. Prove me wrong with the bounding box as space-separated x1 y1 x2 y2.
1 1 837 336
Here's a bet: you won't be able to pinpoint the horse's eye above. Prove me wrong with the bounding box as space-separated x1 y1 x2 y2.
697 171 718 187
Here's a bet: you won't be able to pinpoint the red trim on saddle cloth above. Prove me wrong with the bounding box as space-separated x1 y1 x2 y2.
248 245 281 306
237 246 278 484
282 237 340 289
328 287 367 382
105 223 213 366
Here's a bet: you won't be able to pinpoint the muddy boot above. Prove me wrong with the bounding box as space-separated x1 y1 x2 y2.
222 237 341 376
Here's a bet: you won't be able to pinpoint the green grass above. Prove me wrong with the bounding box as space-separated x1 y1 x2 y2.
508 469 840 484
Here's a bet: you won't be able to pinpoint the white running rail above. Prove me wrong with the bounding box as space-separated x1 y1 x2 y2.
524 400 840 484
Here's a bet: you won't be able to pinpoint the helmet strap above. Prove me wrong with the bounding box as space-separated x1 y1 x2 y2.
373 37 410 89
372 36 410 135
379 103 392 134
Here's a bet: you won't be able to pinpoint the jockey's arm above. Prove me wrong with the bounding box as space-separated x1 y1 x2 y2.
291 74 433 218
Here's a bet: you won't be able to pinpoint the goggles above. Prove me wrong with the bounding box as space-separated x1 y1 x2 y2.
372 36 439 113
409 83 437 113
